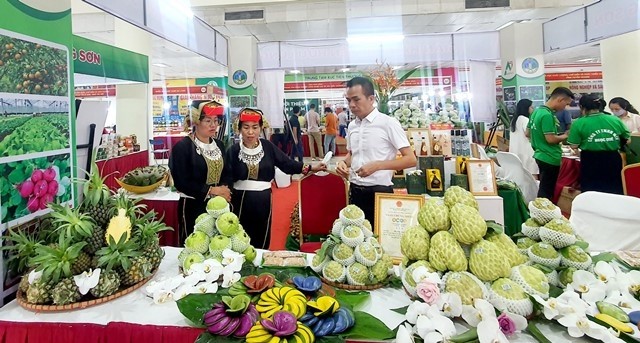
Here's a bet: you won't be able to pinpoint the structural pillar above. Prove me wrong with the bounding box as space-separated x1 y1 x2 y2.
227 36 258 113
113 18 152 152
601 30 640 104
500 22 546 114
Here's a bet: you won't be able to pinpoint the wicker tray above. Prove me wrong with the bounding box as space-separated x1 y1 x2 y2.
320 277 385 291
16 268 157 313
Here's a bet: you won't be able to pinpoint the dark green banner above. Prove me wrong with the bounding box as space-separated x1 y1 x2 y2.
72 35 149 83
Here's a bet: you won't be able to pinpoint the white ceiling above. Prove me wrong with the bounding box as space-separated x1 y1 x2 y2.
72 0 601 83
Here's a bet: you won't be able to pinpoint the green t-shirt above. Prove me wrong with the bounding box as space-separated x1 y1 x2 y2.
567 113 630 151
527 105 562 166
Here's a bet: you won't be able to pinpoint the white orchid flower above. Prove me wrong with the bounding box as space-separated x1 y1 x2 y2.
201 259 224 283
603 288 640 310
73 268 101 295
594 261 617 284
601 328 627 343
166 275 187 290
222 249 245 271
532 294 572 320
152 289 173 304
406 301 432 324
184 269 206 286
186 261 205 275
570 270 607 304
195 282 219 294
557 313 607 340
173 284 196 301
618 270 640 296
436 292 463 318
394 323 415 343
221 268 241 288
477 317 509 343
412 267 442 285
461 298 496 327
559 285 596 316
415 313 457 343
28 269 43 284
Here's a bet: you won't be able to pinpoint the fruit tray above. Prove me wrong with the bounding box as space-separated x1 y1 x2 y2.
320 277 385 291
116 174 167 194
16 268 157 313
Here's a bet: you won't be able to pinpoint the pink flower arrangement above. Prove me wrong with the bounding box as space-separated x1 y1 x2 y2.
416 279 440 305
497 313 517 336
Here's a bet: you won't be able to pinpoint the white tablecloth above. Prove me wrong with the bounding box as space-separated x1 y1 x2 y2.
0 248 588 342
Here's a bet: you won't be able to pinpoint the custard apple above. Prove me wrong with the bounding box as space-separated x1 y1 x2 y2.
468 240 511 282
340 225 365 247
531 198 556 210
322 261 347 283
527 243 561 269
370 255 393 283
310 254 329 273
560 245 592 270
332 243 355 266
489 278 534 317
340 205 365 225
450 203 487 245
444 186 479 210
346 262 370 286
510 265 550 299
485 232 528 267
558 267 577 287
429 231 467 272
400 226 430 261
402 260 436 296
417 198 450 233
443 271 488 305
521 218 541 240
354 242 379 267
531 264 559 287
529 198 562 225
516 237 538 253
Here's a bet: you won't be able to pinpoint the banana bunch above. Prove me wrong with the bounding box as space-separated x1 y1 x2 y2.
246 320 314 343
255 286 307 319
300 307 355 337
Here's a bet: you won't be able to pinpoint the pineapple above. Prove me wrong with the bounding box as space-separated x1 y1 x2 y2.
90 269 121 298
18 275 30 294
110 193 146 227
121 256 152 286
81 162 114 228
30 234 87 286
95 235 142 287
1 229 43 277
72 251 92 275
26 279 54 304
51 277 81 305
105 208 132 243
134 213 171 271
49 203 98 254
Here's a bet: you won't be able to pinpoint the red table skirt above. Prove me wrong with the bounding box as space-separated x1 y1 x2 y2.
153 135 185 159
139 199 180 247
554 158 581 203
96 151 149 191
0 321 201 343
301 134 346 157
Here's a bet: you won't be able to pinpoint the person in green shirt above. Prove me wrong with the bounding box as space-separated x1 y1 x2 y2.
568 94 630 195
526 87 575 200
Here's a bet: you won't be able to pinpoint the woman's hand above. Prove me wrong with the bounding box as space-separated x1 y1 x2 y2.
310 163 327 172
336 160 350 178
209 185 232 202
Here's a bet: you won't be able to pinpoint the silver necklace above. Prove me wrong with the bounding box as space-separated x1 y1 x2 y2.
239 141 264 166
193 136 222 161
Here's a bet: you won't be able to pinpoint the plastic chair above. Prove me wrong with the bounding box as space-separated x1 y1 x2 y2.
298 172 348 253
495 152 538 204
570 191 640 251
622 164 640 198
149 139 170 164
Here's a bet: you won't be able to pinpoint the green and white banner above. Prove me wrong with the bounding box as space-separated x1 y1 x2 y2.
73 35 149 83
0 0 75 230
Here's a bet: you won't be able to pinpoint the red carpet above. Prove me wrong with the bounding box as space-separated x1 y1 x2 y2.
270 181 299 250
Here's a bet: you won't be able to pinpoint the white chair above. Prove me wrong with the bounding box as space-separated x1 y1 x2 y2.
570 192 640 252
274 167 291 188
495 152 538 204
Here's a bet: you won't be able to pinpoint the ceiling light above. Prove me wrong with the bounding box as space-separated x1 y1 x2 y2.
347 34 404 44
496 21 515 30
392 66 403 70
577 58 597 62
152 63 171 68
340 68 350 72
290 70 301 74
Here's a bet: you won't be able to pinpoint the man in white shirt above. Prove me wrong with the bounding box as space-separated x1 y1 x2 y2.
336 77 417 223
306 103 324 161
338 107 348 137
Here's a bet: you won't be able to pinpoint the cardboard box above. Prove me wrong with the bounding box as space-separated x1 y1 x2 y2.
557 186 581 215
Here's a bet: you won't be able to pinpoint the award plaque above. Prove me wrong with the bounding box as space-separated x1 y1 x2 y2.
466 160 498 195
374 194 424 263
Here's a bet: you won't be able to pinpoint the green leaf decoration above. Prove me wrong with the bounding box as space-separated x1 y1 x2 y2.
341 311 395 340
449 327 478 343
335 290 370 310
486 220 504 234
526 321 551 343
390 305 409 315
385 275 403 289
548 285 564 299
176 293 225 328
591 252 617 264
194 332 245 343
316 336 347 343
574 240 589 250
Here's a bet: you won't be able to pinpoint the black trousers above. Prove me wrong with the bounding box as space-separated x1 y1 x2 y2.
580 150 623 195
232 188 272 250
535 159 560 201
349 184 394 224
178 197 207 246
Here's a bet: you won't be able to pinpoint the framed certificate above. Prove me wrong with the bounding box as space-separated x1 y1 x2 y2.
374 193 425 263
466 160 498 195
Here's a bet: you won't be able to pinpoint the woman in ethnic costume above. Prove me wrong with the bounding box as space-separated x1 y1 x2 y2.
225 108 326 249
169 100 231 245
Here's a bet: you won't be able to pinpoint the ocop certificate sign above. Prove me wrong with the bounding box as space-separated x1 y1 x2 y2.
374 194 424 263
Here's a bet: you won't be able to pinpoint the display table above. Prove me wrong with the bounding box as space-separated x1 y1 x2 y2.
153 133 187 159
554 157 580 204
127 189 181 247
0 247 596 343
96 151 149 190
